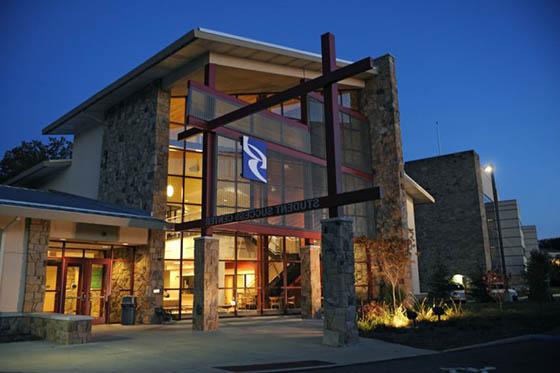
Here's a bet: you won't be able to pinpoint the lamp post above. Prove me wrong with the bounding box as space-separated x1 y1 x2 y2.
484 164 508 291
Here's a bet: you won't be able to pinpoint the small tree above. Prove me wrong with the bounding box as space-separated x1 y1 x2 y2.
526 250 552 302
356 233 412 311
428 260 449 301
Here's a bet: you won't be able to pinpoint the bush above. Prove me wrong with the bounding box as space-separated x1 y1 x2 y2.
526 250 552 302
428 260 449 301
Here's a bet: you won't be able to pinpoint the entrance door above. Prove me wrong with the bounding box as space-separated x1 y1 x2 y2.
61 258 112 324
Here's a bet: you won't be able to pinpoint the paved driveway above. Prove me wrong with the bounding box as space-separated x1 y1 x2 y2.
0 316 432 372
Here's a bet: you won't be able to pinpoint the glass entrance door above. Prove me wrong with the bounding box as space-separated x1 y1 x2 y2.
61 258 112 324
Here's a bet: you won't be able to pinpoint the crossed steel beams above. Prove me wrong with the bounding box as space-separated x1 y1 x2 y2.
175 32 380 234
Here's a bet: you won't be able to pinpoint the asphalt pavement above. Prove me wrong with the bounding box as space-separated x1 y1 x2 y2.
298 337 560 373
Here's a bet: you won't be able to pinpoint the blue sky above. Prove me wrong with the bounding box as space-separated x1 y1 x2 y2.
0 0 558 238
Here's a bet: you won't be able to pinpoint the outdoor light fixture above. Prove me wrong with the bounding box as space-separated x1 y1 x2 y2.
406 309 418 327
167 184 174 198
484 165 493 174
433 305 445 321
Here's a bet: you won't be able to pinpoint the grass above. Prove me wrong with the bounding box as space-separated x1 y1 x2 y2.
358 301 560 351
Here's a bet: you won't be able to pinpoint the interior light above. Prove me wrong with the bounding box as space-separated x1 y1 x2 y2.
167 184 174 198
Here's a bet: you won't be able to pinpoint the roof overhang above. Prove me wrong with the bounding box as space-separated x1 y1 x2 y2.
4 159 71 187
42 28 377 135
0 204 162 229
404 173 435 204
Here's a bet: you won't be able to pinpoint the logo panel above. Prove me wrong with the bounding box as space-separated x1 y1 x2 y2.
241 136 267 183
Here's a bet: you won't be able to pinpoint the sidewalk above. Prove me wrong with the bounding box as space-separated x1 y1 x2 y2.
0 316 433 372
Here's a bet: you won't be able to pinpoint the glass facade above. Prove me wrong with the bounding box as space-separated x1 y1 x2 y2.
163 232 302 318
164 78 376 318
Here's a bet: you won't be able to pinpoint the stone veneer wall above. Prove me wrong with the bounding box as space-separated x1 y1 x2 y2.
98 81 170 323
359 55 412 293
22 219 50 313
133 231 165 324
109 248 133 323
405 151 492 292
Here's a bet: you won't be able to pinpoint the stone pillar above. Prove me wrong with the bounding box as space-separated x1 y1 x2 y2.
360 54 412 293
193 236 219 331
97 81 169 324
321 218 359 346
301 245 321 319
23 218 50 313
133 230 164 324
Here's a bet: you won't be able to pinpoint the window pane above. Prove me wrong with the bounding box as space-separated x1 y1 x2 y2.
163 289 180 311
217 234 235 260
237 182 250 209
217 181 236 207
237 235 259 260
166 204 182 224
168 149 183 175
170 97 186 124
283 98 301 120
64 249 83 258
167 176 183 204
267 236 283 261
164 261 181 288
285 237 300 261
185 151 202 177
183 204 201 222
184 177 202 204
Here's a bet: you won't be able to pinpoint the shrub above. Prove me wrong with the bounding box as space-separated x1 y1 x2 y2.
526 250 552 302
429 260 449 301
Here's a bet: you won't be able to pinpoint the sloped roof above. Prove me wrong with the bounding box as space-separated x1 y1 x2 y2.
0 185 164 229
42 27 376 135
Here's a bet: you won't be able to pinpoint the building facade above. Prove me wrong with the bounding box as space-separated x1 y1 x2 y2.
1 28 431 323
405 151 493 291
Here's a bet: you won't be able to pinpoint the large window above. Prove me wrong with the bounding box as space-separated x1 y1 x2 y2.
163 232 302 319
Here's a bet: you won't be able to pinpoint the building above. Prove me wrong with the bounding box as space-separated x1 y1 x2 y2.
404 151 493 291
522 225 539 257
0 28 432 324
486 200 538 285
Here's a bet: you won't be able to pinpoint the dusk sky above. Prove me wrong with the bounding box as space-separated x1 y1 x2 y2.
0 1 558 238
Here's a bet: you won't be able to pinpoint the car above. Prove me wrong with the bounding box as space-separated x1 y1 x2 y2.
448 283 467 302
488 284 518 302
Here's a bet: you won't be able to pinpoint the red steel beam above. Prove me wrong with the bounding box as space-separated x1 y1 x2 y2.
201 63 217 236
177 56 375 140
175 186 382 231
321 32 343 218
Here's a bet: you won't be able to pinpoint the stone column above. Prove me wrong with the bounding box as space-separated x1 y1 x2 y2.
133 230 164 324
23 218 50 313
360 54 412 293
321 218 359 346
193 236 219 331
300 245 321 319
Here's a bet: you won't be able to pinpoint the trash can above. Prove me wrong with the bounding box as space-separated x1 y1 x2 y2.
121 295 136 325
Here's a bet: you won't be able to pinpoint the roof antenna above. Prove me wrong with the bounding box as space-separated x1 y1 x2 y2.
435 120 442 155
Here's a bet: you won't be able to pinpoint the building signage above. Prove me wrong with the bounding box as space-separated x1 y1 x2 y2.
241 135 267 183
175 186 382 231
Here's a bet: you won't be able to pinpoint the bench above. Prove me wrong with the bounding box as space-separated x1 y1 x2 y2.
0 312 92 344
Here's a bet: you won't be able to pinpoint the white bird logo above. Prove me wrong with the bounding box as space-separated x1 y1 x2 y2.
243 136 267 183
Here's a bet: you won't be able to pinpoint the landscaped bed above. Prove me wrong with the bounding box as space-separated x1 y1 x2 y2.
358 302 560 351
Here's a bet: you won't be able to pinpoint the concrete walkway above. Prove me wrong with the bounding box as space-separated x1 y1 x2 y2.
0 316 433 372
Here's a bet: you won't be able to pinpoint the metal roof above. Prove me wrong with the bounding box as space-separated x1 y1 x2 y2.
0 185 164 228
4 159 71 187
404 173 435 204
42 28 376 135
